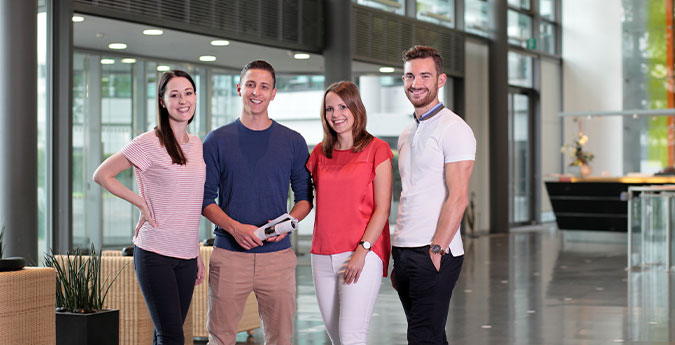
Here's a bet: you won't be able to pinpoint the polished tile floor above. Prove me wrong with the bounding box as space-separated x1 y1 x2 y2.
196 226 675 345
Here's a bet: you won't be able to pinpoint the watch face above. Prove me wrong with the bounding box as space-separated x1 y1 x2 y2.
430 244 442 254
361 241 371 250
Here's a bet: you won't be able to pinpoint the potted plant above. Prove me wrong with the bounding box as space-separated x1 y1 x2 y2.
0 222 25 272
44 244 124 345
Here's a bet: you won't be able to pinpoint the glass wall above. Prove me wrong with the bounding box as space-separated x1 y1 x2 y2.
540 0 554 20
73 52 215 248
465 0 490 36
211 72 240 129
37 0 50 262
509 93 531 224
540 21 556 54
355 0 405 15
508 0 530 11
508 52 533 88
622 0 672 174
72 50 420 242
508 10 533 48
417 0 455 28
101 59 134 246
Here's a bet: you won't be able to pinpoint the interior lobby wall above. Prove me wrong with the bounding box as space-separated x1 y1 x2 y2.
540 58 561 220
465 39 490 232
562 0 623 176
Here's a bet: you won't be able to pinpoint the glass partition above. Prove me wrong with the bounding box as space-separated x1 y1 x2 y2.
509 93 531 223
355 0 405 15
72 52 88 248
560 113 675 176
540 21 556 54
627 187 675 270
417 0 455 28
37 0 50 262
101 59 134 247
508 52 533 88
540 0 554 20
508 10 533 48
465 0 490 36
508 0 531 11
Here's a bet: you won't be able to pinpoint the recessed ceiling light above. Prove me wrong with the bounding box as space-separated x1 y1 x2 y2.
121 58 137 64
199 55 216 62
143 29 164 36
157 65 171 72
72 16 84 23
100 58 115 65
293 53 310 60
379 67 395 73
108 43 127 50
210 40 230 46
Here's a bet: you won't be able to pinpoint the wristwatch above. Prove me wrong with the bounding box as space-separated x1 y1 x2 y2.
359 241 372 250
430 244 448 255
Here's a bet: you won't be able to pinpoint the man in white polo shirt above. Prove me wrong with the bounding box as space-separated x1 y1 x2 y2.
392 45 476 345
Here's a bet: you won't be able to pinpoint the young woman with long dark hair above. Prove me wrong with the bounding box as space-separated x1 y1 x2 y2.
93 70 205 345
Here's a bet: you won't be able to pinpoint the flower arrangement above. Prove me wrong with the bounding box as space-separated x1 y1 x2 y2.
562 131 594 167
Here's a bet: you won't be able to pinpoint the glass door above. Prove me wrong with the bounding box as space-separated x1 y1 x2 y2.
508 90 534 224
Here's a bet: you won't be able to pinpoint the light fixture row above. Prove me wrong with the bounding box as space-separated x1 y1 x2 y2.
78 15 393 72
99 58 170 71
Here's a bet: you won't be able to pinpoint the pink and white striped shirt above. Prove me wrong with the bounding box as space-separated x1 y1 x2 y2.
121 131 206 259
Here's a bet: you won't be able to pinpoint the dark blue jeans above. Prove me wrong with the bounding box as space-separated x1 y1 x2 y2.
392 246 463 345
134 246 197 345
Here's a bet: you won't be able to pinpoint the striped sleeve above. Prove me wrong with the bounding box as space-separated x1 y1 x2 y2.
121 136 152 171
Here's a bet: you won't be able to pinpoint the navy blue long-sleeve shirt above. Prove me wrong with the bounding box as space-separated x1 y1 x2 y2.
202 119 313 253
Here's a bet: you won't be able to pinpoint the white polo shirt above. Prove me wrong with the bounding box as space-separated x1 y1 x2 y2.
393 107 476 256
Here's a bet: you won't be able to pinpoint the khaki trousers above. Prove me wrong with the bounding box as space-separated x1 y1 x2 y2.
207 247 296 345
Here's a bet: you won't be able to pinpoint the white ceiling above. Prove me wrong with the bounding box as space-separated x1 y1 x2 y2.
73 14 401 75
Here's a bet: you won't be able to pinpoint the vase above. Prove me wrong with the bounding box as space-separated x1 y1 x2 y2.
567 165 591 178
567 165 580 177
580 164 592 177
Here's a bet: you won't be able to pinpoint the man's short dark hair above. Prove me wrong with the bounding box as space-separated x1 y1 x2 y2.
402 45 443 75
240 60 276 88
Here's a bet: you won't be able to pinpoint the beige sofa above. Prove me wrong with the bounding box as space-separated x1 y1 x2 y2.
103 247 261 342
0 267 56 345
99 253 193 345
192 245 260 338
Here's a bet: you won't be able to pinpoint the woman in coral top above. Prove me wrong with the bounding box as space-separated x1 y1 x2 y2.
306 81 393 344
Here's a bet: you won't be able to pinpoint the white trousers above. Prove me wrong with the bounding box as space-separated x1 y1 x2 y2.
311 251 383 345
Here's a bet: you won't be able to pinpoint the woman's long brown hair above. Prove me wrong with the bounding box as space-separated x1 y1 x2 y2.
320 81 373 158
155 70 196 165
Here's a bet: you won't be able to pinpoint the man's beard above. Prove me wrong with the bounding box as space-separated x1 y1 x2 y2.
406 86 438 108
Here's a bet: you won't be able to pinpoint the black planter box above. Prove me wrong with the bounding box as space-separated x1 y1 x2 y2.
56 309 119 345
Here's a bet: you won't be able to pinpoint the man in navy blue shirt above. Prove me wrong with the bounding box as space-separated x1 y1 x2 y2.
202 60 313 345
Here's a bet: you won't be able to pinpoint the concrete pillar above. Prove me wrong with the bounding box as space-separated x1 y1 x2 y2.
489 0 510 233
359 75 382 115
0 0 38 264
324 0 352 86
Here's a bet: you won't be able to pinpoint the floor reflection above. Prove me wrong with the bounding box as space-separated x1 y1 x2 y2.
192 227 675 345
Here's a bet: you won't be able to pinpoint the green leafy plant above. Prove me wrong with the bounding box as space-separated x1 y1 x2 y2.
44 244 124 313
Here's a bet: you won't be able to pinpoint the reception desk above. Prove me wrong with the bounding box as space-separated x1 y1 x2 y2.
545 176 675 232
